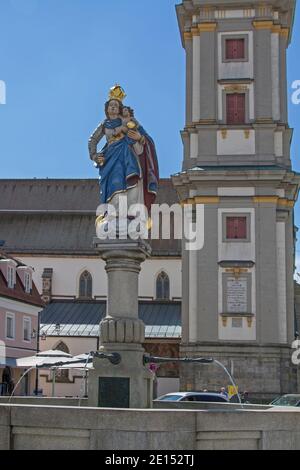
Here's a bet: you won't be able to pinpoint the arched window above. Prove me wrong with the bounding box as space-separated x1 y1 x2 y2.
55 341 69 354
156 271 170 300
79 270 92 298
54 341 70 382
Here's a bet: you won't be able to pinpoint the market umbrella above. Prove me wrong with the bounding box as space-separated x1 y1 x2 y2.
16 349 73 368
16 350 73 397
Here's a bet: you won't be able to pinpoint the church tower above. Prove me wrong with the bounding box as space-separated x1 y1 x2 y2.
173 0 300 400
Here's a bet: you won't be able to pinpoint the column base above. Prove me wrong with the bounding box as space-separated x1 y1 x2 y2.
88 344 153 408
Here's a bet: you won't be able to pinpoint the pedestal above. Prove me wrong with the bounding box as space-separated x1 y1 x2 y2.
88 238 154 408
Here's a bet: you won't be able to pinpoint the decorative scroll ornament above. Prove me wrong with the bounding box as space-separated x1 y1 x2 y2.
225 85 248 92
225 267 248 279
109 84 126 102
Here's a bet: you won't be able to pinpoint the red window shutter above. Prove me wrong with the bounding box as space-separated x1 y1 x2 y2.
226 40 235 59
236 39 245 59
226 93 245 124
226 94 236 124
226 217 247 239
226 39 245 60
236 93 246 124
226 217 236 239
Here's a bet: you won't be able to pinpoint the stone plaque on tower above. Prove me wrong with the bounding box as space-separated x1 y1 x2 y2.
226 278 247 313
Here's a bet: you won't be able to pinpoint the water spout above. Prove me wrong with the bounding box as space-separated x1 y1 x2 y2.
8 366 36 403
144 354 243 407
78 352 93 407
211 359 243 408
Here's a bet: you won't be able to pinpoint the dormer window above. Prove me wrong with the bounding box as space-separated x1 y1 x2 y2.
7 265 15 289
24 272 32 294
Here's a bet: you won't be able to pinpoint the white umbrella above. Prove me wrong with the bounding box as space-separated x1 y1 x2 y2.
16 350 73 397
16 349 72 368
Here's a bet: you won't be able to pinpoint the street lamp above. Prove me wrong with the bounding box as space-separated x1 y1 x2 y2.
34 310 41 395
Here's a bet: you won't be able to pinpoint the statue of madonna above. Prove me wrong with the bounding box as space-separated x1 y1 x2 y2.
88 85 159 220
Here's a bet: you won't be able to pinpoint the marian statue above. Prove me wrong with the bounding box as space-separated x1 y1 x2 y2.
88 85 159 222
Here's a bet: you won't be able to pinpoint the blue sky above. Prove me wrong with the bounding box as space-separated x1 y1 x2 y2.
0 0 185 179
0 0 300 267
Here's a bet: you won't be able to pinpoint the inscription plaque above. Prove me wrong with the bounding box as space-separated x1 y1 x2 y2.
227 277 247 313
98 377 130 408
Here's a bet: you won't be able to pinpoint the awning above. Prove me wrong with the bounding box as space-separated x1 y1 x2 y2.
0 358 17 367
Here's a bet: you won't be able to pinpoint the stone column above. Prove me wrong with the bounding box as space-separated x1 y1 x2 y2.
88 238 153 408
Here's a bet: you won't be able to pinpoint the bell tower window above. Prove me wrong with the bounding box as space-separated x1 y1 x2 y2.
226 93 246 125
226 216 247 240
225 38 245 60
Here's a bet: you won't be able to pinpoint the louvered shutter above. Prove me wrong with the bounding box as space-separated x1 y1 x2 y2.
226 39 245 60
226 217 247 239
226 94 245 124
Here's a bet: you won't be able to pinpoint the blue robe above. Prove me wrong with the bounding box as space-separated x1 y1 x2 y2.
99 118 142 204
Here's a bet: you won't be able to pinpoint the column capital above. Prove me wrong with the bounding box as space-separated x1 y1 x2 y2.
252 20 274 30
184 31 192 41
100 316 145 344
198 22 217 33
93 237 151 261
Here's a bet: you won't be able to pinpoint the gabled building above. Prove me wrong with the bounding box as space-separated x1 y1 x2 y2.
0 251 43 395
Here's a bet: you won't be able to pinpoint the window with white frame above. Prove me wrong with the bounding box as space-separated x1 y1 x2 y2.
23 317 31 342
7 265 15 289
24 272 32 293
6 313 15 339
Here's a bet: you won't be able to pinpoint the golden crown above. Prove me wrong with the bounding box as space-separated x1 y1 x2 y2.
108 84 126 102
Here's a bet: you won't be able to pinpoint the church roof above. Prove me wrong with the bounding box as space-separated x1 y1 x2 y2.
40 300 181 339
0 179 181 257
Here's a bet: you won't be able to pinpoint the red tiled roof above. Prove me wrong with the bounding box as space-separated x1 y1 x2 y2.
0 254 44 307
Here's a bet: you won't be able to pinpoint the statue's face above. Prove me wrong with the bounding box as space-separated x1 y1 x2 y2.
107 100 120 118
123 107 130 118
